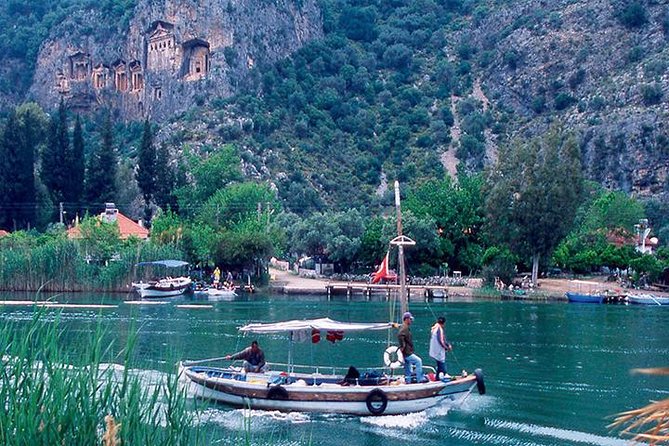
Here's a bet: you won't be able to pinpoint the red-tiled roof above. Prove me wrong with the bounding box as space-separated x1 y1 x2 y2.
67 212 149 240
0 229 9 237
116 212 149 239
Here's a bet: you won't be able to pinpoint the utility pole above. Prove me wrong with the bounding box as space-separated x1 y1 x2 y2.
59 202 64 225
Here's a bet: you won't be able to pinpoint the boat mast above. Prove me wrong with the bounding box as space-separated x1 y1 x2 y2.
390 181 415 316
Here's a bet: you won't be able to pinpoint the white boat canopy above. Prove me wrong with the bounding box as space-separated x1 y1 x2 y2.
240 318 394 334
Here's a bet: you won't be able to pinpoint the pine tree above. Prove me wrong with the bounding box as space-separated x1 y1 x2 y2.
66 115 85 214
136 119 157 213
41 99 69 205
84 112 117 211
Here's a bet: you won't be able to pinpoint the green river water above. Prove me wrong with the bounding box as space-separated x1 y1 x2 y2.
1 291 667 445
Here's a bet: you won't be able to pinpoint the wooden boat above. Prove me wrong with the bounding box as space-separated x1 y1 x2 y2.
133 276 192 298
565 280 606 303
565 292 605 304
132 260 192 298
627 294 669 305
180 318 485 416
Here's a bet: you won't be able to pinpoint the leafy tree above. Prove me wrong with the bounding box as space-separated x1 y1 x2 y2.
211 219 277 271
136 119 156 219
582 190 645 233
484 125 584 285
198 182 278 230
84 112 117 211
175 145 243 214
618 1 647 29
78 215 121 263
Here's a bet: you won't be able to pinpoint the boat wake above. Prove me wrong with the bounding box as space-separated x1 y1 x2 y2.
484 418 632 446
197 407 311 430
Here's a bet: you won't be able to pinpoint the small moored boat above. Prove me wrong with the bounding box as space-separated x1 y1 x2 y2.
132 260 192 299
565 292 605 304
180 318 485 416
627 294 669 305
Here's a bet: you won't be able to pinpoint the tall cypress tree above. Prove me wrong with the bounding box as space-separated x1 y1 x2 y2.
136 119 157 212
154 142 176 211
66 115 85 214
0 113 21 229
41 99 69 205
84 112 117 211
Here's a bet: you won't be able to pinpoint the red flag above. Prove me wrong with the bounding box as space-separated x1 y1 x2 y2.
371 251 390 284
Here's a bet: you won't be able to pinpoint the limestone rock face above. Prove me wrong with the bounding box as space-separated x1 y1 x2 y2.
28 0 322 121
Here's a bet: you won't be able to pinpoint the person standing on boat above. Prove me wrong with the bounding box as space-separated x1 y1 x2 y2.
429 316 452 379
225 340 267 373
398 312 425 383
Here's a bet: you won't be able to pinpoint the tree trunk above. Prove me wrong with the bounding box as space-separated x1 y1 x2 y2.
531 252 540 287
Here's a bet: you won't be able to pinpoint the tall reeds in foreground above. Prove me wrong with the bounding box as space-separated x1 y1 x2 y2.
0 309 199 445
610 367 669 445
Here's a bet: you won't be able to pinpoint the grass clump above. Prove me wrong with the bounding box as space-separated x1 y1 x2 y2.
0 309 198 445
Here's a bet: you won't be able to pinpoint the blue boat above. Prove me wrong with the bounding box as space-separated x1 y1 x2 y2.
565 292 604 304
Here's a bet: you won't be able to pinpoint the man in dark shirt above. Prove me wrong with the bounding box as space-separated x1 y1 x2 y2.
225 340 267 372
397 311 425 383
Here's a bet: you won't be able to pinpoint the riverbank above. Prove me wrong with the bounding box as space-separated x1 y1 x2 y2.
268 267 669 300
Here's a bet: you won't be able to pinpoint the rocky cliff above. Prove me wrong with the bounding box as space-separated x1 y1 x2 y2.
467 0 669 197
28 0 322 121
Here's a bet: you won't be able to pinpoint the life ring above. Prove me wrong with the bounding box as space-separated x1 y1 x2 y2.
365 388 388 415
383 346 404 369
266 385 289 400
474 368 486 395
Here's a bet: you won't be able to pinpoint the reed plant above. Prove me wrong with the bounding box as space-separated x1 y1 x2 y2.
0 231 184 292
0 309 199 445
610 367 669 445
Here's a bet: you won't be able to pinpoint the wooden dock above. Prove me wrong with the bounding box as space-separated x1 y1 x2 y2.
325 282 448 299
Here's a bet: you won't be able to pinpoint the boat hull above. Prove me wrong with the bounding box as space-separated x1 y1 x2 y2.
566 292 604 304
628 294 669 305
134 278 192 298
180 364 479 416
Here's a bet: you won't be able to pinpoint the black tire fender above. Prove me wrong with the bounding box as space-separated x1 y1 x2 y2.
365 388 388 415
474 368 486 395
266 385 289 400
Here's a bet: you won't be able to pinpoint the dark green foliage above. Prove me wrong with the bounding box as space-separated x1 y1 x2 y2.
484 124 584 282
84 112 117 210
339 6 378 42
641 83 663 105
67 115 85 212
554 92 576 110
154 143 177 211
136 119 157 211
41 100 69 204
617 1 648 29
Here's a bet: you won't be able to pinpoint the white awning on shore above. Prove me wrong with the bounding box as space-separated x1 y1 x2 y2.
239 317 393 334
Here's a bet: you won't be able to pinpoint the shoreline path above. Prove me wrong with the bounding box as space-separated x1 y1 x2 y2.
267 267 669 299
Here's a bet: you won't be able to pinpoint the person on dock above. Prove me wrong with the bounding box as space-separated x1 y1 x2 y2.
429 316 452 379
225 340 267 373
213 267 221 286
398 312 425 383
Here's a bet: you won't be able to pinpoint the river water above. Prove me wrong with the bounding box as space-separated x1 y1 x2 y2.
1 291 667 445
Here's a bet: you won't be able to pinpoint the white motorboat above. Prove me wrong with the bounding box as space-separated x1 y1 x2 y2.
132 276 192 298
131 260 192 298
180 318 485 416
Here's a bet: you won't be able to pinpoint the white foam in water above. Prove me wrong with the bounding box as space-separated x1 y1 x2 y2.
486 418 632 445
361 410 428 430
198 408 311 430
